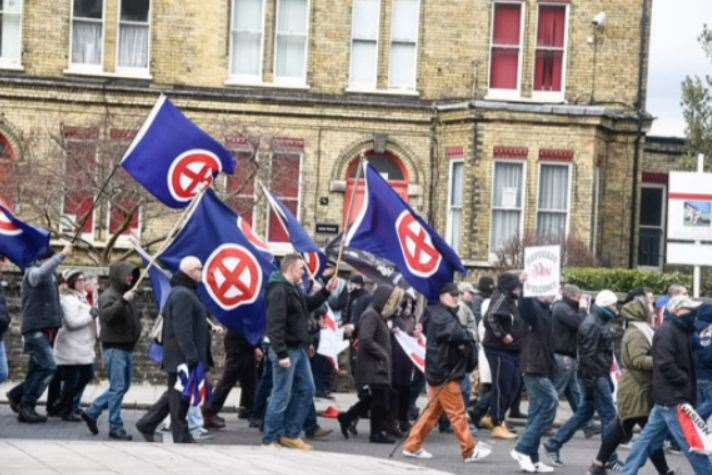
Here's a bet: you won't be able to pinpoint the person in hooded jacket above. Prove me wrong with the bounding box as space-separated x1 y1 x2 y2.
693 304 712 420
402 283 491 463
136 256 212 444
587 295 673 475
338 284 404 443
389 292 417 434
545 290 621 468
471 276 495 325
81 261 141 441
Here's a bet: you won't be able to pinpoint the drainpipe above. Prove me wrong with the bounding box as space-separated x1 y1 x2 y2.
427 105 440 224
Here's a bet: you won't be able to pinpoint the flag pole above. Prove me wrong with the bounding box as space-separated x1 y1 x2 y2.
70 161 124 244
130 236 172 279
334 154 364 277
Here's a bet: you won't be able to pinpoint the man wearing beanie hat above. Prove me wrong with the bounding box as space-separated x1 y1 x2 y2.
474 272 527 439
545 289 621 468
471 276 495 325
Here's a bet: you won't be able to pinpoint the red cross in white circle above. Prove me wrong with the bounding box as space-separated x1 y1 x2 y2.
203 244 262 310
0 209 21 236
167 149 222 202
237 217 270 253
303 251 320 277
395 211 442 278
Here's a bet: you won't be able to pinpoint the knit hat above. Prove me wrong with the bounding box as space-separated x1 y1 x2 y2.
439 282 460 297
595 290 618 308
666 296 703 314
497 272 521 293
62 269 84 289
478 276 495 294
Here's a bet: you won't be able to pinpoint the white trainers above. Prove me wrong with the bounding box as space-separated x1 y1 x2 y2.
464 442 492 463
534 461 555 473
511 449 537 472
402 448 433 459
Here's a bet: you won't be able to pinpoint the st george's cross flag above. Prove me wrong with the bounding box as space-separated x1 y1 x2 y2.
393 328 426 374
0 203 52 270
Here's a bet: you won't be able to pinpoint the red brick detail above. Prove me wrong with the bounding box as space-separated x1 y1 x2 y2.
446 146 465 159
493 146 528 160
225 135 254 152
642 173 668 184
110 129 137 141
539 148 574 162
63 126 99 141
273 137 305 153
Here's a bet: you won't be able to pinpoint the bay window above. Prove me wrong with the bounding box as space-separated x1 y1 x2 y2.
447 160 464 254
537 163 571 243
491 161 524 254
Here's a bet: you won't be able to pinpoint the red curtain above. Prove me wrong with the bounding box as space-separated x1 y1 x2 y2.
490 4 521 90
493 4 521 45
534 6 565 91
226 151 258 225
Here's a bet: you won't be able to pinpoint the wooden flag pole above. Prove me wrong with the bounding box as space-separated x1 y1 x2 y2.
333 154 365 277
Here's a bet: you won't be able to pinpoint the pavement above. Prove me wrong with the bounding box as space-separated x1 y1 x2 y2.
0 380 695 475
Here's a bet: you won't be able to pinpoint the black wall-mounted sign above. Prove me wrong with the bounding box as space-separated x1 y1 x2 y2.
316 223 339 234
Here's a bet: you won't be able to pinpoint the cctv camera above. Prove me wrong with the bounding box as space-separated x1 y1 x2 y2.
592 12 607 29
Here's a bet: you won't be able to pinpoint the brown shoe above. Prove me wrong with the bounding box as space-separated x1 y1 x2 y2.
279 437 313 451
479 415 495 430
491 424 517 440
306 428 333 440
203 413 226 430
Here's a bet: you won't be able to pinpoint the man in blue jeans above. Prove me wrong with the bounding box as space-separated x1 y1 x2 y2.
623 296 712 475
545 290 621 468
262 255 336 450
81 262 141 441
0 280 10 384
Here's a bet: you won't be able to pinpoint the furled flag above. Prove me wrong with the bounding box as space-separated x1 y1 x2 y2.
393 328 426 374
345 162 465 300
678 403 712 454
260 183 327 279
121 95 236 209
0 203 51 270
159 190 277 345
175 362 212 407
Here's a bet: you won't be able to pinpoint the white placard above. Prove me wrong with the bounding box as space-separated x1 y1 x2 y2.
667 172 712 242
523 245 561 297
667 242 712 267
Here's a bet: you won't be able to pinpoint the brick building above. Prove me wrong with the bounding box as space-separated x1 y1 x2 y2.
0 0 671 270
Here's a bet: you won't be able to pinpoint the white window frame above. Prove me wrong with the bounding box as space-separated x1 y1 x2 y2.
115 0 152 78
0 0 23 70
105 203 142 247
638 183 667 270
348 0 382 91
228 0 267 85
267 151 303 254
591 165 601 257
273 0 310 86
536 161 572 242
489 159 527 260
486 0 526 101
446 158 464 254
68 0 107 74
531 2 569 102
388 0 420 91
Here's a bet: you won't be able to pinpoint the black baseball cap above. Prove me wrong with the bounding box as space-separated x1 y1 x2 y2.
439 282 460 297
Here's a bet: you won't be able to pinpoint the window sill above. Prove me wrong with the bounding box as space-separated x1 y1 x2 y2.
63 68 152 81
224 79 310 90
484 92 568 104
0 63 23 72
345 87 420 97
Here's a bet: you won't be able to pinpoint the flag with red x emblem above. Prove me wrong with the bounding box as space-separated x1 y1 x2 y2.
344 162 465 300
159 190 276 345
121 95 236 209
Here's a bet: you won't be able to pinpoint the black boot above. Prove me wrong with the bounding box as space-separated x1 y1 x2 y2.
18 405 48 423
337 413 351 439
369 432 395 444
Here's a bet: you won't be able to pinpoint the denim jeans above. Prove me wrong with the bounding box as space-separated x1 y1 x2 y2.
516 375 559 463
696 379 712 420
262 347 316 444
85 348 132 433
623 404 712 475
0 340 8 383
21 331 57 406
548 376 618 462
552 354 583 412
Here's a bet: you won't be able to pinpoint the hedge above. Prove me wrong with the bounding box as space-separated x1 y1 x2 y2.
563 268 693 295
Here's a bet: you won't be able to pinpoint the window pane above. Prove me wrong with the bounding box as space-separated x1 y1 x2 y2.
277 0 307 35
449 208 462 253
74 0 102 19
640 187 664 226
492 209 520 252
350 40 377 87
0 9 21 61
232 31 261 75
1 0 22 14
534 50 563 91
537 5 565 48
72 20 102 64
450 162 463 207
269 199 297 242
537 211 566 242
118 24 148 68
391 0 419 42
275 35 306 79
493 162 522 208
353 0 379 40
121 0 149 22
228 152 258 196
492 3 520 45
389 42 416 89
271 153 300 198
233 0 263 32
490 47 518 89
638 227 662 267
538 165 568 211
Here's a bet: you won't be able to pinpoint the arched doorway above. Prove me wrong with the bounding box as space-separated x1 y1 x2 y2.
344 150 409 225
0 134 16 207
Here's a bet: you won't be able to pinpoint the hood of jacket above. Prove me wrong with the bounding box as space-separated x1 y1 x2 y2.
696 304 712 329
108 262 139 293
592 304 616 323
170 270 199 290
621 297 651 324
371 285 404 318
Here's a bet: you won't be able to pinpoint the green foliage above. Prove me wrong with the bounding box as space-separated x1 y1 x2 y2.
682 24 712 161
563 268 692 295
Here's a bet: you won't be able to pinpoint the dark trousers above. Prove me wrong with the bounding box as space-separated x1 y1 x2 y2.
205 350 256 417
251 346 273 422
597 417 669 473
8 332 57 408
311 353 333 396
47 364 94 416
391 384 410 424
342 384 390 437
136 373 191 443
485 349 521 425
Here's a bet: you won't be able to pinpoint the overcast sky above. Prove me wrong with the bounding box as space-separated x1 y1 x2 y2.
647 0 712 137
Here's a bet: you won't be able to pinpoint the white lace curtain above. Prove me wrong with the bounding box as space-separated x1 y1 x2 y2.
0 0 22 62
72 20 102 65
118 24 149 68
389 0 419 89
275 0 307 80
232 0 264 77
537 165 569 242
448 162 464 253
351 0 379 88
492 162 523 252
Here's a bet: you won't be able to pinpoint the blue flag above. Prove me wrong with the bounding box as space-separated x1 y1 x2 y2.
138 256 172 314
159 190 276 345
345 162 465 300
0 203 51 270
121 95 236 209
261 184 327 279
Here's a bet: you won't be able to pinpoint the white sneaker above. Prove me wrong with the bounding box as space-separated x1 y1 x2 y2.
402 448 433 459
534 461 555 473
464 442 492 463
511 449 537 473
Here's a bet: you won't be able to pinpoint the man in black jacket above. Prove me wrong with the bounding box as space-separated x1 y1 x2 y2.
402 283 491 463
622 296 712 474
81 261 141 440
262 254 336 450
136 256 212 444
545 290 620 468
7 243 72 423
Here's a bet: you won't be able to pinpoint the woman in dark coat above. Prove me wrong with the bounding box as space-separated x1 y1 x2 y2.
390 293 417 434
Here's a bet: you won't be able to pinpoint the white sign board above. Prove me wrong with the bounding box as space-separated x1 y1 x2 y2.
523 245 561 297
667 172 712 242
667 242 712 267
